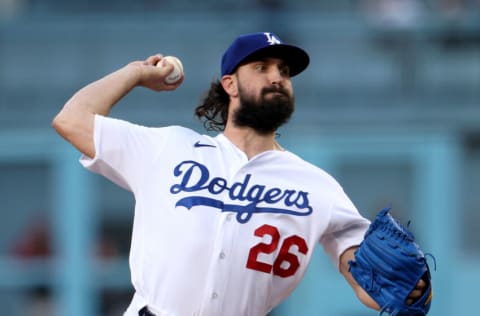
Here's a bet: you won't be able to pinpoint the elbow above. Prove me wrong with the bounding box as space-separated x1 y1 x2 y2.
51 113 60 132
51 112 68 137
51 109 81 142
50 109 96 158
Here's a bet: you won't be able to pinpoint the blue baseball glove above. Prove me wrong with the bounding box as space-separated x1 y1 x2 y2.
348 207 434 316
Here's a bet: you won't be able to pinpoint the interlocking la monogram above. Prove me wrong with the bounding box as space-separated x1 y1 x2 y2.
264 32 281 45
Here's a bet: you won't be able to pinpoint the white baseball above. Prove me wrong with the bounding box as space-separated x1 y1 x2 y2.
157 56 184 84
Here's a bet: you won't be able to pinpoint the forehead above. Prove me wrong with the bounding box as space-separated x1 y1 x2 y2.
239 56 288 69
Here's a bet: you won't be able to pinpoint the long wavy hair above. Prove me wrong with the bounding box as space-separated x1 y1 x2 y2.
195 80 230 132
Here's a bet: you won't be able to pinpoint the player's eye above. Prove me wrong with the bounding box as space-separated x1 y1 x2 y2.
279 65 291 77
255 63 267 72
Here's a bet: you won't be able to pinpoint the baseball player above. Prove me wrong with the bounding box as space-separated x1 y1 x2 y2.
52 32 427 316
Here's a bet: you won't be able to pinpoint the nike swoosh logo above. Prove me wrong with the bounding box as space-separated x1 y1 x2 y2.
194 141 216 148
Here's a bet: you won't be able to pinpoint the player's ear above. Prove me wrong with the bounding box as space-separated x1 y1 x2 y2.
221 75 238 97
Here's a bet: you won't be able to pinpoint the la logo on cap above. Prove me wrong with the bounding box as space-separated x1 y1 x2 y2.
221 31 310 77
265 32 281 45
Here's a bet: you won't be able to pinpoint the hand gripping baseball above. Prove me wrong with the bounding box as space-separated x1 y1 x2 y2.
156 56 184 84
348 207 435 316
135 54 184 91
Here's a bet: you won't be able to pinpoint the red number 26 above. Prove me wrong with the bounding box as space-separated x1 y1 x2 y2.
246 224 308 278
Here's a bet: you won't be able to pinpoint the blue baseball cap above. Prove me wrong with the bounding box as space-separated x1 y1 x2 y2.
221 32 310 77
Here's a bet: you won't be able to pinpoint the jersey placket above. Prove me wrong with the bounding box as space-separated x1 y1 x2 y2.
198 160 248 315
202 212 239 315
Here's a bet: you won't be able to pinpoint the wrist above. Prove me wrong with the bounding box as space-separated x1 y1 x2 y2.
122 62 144 88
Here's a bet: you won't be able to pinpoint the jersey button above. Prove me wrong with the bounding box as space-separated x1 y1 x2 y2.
226 214 233 221
212 292 218 299
219 252 226 259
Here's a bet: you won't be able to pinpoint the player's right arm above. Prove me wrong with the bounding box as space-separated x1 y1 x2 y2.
52 54 183 158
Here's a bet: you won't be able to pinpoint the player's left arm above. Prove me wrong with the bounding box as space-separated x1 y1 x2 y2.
339 246 427 310
340 246 380 310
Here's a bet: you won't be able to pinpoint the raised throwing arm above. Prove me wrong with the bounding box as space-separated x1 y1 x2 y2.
52 54 183 158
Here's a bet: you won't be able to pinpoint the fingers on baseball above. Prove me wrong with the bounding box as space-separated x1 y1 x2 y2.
152 60 177 88
140 54 184 90
158 58 184 87
145 54 163 66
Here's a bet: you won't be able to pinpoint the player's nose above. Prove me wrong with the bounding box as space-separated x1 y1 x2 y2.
268 68 286 85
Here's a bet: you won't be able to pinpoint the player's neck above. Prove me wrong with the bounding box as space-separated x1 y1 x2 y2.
223 125 283 159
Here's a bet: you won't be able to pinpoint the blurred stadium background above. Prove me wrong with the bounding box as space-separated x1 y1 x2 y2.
0 0 479 315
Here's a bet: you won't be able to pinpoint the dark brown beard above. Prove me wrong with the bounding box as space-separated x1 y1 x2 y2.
234 85 294 135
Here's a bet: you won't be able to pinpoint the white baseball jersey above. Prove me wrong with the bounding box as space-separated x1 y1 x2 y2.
80 115 370 316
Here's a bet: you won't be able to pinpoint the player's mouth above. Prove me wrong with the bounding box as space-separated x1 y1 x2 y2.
262 87 289 98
